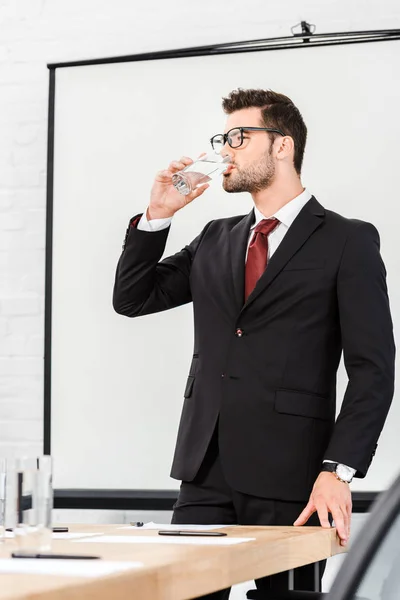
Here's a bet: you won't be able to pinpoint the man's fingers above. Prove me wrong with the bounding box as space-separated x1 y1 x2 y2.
293 502 315 526
155 169 173 182
335 499 351 538
169 160 187 172
191 183 209 199
343 505 351 538
338 505 350 540
331 507 348 545
315 502 330 528
346 502 352 537
180 156 193 165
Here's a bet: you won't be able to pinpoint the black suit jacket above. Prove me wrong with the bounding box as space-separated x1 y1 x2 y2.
113 196 395 501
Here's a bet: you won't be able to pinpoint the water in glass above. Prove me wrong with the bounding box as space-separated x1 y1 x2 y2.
172 153 231 196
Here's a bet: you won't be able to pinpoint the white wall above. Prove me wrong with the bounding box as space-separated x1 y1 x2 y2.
1 0 399 458
1 4 395 597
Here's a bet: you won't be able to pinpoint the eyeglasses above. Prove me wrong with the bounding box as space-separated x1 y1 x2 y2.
210 126 286 153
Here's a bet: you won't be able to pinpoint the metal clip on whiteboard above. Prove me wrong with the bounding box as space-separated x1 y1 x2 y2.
291 21 316 42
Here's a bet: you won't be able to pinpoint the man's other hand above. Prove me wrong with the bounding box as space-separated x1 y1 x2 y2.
293 472 352 546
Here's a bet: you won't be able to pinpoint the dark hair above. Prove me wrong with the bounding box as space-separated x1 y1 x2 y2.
222 88 307 175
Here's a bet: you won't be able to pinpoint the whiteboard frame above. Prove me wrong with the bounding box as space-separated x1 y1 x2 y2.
45 28 400 509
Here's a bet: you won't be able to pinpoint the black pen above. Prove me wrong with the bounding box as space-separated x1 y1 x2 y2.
6 527 69 533
158 530 227 537
11 552 100 560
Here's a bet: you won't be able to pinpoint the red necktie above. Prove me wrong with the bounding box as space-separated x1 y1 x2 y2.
245 218 280 301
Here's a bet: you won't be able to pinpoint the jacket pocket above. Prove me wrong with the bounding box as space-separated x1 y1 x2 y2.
184 375 195 398
275 389 332 421
189 355 199 377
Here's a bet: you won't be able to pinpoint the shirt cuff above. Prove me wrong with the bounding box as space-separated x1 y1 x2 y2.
323 460 356 476
137 210 173 232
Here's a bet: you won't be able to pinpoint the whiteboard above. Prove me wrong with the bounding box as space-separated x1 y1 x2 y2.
49 40 399 492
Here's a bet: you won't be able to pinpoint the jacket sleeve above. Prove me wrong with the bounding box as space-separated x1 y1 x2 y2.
323 221 396 478
112 213 212 317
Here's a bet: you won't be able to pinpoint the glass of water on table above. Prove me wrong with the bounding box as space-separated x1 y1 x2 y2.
10 456 53 551
172 151 231 195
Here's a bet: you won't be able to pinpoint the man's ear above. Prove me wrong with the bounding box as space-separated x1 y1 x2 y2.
276 135 295 161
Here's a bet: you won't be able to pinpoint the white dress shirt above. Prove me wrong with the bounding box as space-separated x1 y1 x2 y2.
138 188 312 251
137 189 356 478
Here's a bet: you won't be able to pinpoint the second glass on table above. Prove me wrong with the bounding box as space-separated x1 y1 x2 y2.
11 456 53 551
172 152 231 196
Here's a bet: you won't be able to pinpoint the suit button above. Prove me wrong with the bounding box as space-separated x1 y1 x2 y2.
235 328 244 337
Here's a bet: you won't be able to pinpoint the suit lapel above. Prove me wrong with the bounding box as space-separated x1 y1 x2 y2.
227 196 325 314
242 196 325 312
229 209 255 312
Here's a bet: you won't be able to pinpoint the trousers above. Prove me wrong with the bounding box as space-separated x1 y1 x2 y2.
171 425 326 599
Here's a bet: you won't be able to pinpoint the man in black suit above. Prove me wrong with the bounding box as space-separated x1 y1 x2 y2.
113 89 395 597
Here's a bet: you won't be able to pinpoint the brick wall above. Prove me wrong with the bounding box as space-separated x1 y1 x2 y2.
0 0 398 454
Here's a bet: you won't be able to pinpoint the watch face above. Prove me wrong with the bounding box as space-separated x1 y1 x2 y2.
336 464 353 482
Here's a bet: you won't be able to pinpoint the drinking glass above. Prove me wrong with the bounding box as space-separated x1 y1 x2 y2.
11 456 53 551
172 152 231 195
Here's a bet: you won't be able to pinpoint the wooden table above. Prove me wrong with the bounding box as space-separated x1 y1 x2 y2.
0 524 346 600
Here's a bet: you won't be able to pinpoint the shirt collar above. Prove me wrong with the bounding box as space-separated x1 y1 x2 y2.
252 188 312 230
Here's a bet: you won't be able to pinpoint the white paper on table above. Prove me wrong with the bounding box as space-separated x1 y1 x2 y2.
74 535 255 546
52 532 104 540
0 559 142 578
118 522 233 531
2 532 104 540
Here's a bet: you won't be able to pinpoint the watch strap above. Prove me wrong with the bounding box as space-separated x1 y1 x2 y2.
321 462 351 484
321 462 338 474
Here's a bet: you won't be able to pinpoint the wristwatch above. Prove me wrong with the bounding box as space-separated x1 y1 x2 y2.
321 462 354 483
